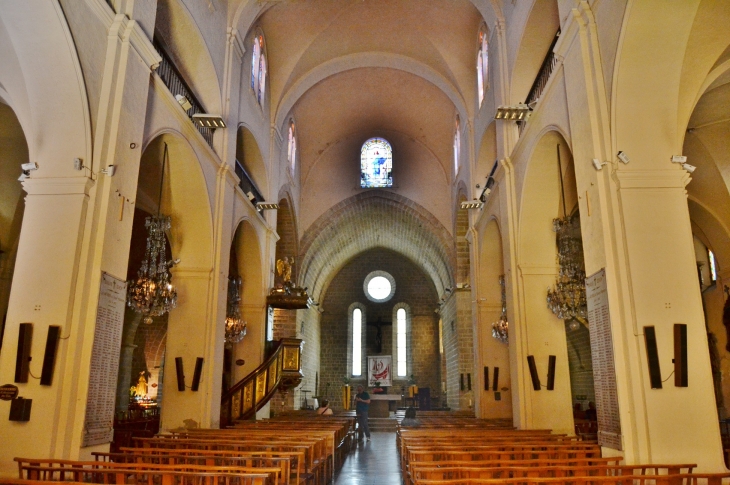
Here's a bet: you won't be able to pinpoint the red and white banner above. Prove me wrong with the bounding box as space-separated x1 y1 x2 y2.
368 355 392 387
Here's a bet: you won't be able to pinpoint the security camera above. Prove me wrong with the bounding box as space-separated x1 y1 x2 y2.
671 155 687 164
17 172 29 182
617 151 629 164
681 163 696 173
21 162 38 171
592 159 605 171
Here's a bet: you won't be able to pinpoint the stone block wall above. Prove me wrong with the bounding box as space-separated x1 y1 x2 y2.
319 248 441 411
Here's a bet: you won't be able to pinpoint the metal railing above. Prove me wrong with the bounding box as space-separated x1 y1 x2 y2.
153 39 214 147
518 30 561 135
235 159 265 211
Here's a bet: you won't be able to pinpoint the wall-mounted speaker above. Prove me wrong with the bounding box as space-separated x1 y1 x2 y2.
527 355 541 391
467 373 471 391
492 367 499 392
460 373 464 391
15 323 32 383
40 326 60 386
484 366 489 391
191 357 204 391
546 355 556 391
175 357 185 391
9 397 32 421
674 323 688 387
644 326 663 389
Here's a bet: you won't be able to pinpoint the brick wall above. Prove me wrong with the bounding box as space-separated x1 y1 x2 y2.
440 289 473 410
564 321 595 408
319 248 441 411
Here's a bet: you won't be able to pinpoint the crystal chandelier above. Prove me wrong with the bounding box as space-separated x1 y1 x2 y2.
546 143 587 324
127 143 178 324
492 275 509 344
225 276 247 346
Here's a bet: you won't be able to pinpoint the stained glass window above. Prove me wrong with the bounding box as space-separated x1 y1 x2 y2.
708 249 717 283
477 30 488 107
288 121 297 172
360 137 393 188
251 34 266 106
454 117 461 175
251 36 260 90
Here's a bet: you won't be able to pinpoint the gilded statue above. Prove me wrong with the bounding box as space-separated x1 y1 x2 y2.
276 257 293 284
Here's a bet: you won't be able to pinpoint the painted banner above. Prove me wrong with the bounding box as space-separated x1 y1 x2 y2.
368 355 392 387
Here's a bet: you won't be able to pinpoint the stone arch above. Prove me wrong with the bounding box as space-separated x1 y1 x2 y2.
299 191 455 301
509 0 559 104
154 0 222 115
230 218 266 383
236 125 268 198
476 217 512 419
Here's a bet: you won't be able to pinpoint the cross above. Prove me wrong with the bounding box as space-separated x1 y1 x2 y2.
367 316 391 353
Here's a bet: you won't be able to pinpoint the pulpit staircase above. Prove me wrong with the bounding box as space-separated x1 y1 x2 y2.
220 338 303 427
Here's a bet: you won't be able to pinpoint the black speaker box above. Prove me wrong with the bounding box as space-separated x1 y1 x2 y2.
175 357 185 391
484 366 489 391
191 357 204 391
674 323 688 387
467 373 471 391
527 355 541 391
492 367 499 391
9 398 32 421
15 323 32 383
644 326 663 389
546 355 556 391
40 326 60 386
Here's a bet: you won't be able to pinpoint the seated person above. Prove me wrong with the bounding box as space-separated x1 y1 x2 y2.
400 406 421 427
316 399 333 415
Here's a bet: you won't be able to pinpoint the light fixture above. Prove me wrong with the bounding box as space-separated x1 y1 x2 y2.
73 158 84 171
568 320 581 331
682 163 696 173
17 173 28 182
224 276 246 347
101 165 117 176
492 275 509 344
256 202 279 210
617 151 630 164
192 114 226 128
592 159 607 171
494 104 532 121
127 143 178 324
175 94 192 111
671 155 687 164
21 162 38 172
547 144 587 324
460 200 484 210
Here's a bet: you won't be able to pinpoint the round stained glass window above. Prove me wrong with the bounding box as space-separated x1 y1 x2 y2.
364 271 395 302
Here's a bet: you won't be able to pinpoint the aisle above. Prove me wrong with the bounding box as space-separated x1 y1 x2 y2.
334 431 402 485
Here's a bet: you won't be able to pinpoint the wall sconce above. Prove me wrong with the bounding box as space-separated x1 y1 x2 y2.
494 104 532 121
192 114 226 128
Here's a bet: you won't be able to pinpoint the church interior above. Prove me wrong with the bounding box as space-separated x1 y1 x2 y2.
2 0 730 480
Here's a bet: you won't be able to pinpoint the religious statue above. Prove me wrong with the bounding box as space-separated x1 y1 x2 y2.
135 371 148 397
276 257 293 284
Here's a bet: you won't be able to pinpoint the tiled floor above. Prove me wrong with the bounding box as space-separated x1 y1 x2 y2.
334 431 402 484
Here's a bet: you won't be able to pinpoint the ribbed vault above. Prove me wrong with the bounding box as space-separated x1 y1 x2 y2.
299 191 454 302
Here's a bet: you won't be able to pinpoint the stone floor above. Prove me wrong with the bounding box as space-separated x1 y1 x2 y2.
333 431 402 485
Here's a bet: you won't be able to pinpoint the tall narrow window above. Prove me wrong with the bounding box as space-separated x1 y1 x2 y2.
360 138 393 188
251 34 267 106
397 308 407 377
353 308 362 376
477 29 488 108
288 121 297 172
454 117 461 176
708 249 718 283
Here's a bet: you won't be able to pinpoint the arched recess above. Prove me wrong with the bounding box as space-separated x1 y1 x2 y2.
0 102 28 352
509 0 559 104
231 219 266 384
515 130 575 434
154 0 222 115
476 218 512 419
455 185 471 285
299 191 455 302
476 121 497 184
236 125 268 198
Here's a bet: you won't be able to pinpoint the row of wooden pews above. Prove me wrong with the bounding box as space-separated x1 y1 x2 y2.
4 414 355 485
397 412 726 485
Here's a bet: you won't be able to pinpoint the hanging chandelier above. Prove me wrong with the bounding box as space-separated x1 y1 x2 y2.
127 143 178 324
492 275 509 344
546 144 587 324
225 276 247 346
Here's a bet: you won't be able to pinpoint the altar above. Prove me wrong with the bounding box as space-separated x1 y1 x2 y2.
368 394 401 418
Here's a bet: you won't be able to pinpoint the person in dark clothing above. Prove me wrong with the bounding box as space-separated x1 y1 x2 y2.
355 385 371 441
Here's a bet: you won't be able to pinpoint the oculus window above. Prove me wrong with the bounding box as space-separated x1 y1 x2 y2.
364 271 396 302
360 137 393 188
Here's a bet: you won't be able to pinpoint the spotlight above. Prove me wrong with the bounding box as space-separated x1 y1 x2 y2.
460 200 484 210
494 104 532 121
681 163 696 174
617 151 630 164
671 155 687 164
21 162 38 172
18 172 29 182
256 202 279 210
592 159 607 171
101 165 117 176
192 114 226 129
175 94 192 111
